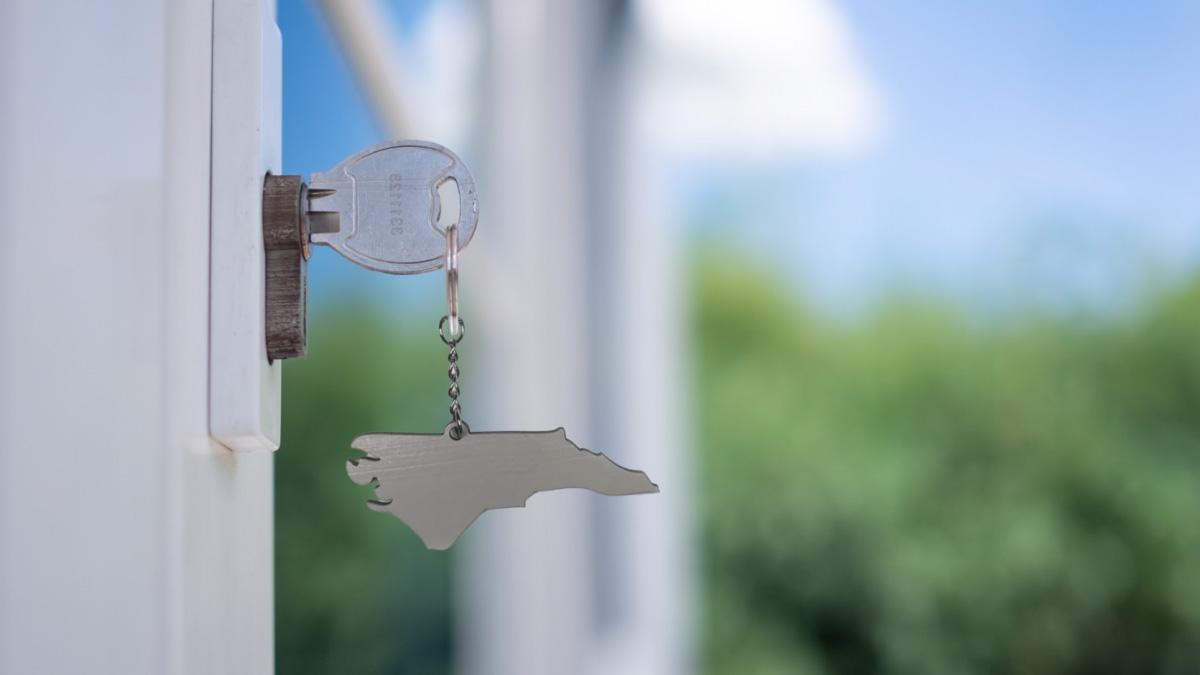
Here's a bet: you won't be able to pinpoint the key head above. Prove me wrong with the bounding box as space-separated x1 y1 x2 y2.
308 140 478 274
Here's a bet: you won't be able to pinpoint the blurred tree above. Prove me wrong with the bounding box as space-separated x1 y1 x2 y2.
695 253 1200 675
276 253 1200 675
276 302 457 675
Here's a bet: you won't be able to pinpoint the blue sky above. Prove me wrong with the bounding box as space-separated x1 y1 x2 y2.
279 0 440 306
279 1 379 176
281 0 1200 313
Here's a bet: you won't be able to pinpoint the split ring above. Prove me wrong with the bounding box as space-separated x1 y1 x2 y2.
439 315 465 346
445 224 460 338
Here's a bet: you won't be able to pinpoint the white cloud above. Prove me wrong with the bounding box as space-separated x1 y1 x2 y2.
635 0 887 159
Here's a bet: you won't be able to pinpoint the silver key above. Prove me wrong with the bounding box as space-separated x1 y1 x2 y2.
307 140 479 274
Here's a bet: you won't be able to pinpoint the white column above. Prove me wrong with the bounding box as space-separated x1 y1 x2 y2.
588 58 695 675
459 1 692 673
457 1 596 674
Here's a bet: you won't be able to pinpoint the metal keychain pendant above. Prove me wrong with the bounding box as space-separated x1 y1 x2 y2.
344 219 659 550
348 424 658 550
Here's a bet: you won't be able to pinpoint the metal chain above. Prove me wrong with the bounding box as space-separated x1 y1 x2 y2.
441 221 465 439
439 315 466 439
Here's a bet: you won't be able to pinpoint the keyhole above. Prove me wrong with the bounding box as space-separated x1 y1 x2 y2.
436 178 461 233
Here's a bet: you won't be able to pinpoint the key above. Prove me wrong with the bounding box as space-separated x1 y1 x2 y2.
307 140 479 274
289 139 661 551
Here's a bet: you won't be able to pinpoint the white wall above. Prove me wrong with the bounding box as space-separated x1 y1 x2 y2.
0 2 274 673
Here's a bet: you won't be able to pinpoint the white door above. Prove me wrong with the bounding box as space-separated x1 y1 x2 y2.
0 1 280 673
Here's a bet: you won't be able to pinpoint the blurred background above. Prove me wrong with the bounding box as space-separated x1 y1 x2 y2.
274 1 1200 673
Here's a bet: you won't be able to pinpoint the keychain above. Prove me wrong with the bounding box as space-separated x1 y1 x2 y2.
326 142 659 550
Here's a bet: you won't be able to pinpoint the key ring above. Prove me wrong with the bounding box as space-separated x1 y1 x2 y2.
444 223 461 340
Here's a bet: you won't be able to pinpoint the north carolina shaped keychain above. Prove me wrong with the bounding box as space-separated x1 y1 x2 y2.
343 145 658 550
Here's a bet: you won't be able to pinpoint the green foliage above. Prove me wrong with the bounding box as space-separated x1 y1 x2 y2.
276 255 1200 674
696 257 1200 675
276 302 457 675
